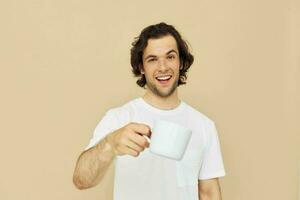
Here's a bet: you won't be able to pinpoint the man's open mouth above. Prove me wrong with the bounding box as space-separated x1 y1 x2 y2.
155 75 172 84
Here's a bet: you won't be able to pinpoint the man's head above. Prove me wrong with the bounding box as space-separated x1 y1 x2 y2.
131 22 194 98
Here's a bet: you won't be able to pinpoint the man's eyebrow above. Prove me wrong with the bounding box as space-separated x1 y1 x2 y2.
144 54 156 61
144 49 178 61
166 49 178 55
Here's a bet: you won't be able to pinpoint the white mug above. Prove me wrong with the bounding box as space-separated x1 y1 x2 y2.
146 120 192 161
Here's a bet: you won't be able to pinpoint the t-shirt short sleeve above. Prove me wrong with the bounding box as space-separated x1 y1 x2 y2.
198 122 226 180
84 110 119 151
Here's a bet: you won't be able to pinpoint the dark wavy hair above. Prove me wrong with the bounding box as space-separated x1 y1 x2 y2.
130 22 194 88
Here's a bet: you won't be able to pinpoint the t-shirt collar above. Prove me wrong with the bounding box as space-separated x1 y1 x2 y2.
136 97 187 115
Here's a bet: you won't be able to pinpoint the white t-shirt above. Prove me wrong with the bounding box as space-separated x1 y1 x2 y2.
85 98 226 200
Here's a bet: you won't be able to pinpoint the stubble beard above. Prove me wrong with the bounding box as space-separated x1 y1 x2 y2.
146 75 179 98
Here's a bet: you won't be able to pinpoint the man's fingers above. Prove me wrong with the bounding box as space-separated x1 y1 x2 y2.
130 122 152 137
125 139 145 153
113 122 151 157
122 145 140 157
129 132 150 148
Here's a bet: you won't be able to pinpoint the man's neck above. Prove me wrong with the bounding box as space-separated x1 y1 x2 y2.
142 89 181 110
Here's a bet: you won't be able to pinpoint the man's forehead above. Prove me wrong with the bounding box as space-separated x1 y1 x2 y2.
143 35 179 56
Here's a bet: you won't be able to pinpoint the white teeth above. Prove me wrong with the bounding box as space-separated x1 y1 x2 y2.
156 75 171 81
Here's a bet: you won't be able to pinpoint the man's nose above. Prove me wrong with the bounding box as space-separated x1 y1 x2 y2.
157 58 168 71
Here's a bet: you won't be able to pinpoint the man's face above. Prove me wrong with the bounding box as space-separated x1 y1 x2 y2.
142 35 180 98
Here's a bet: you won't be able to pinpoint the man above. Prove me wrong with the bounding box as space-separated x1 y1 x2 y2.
73 22 226 200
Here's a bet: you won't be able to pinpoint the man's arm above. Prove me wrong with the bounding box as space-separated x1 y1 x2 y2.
198 178 222 200
72 123 151 190
73 136 116 190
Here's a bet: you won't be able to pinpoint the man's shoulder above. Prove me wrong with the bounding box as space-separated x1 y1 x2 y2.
184 102 215 125
105 98 139 116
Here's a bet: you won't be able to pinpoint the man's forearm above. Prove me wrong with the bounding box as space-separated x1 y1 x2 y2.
73 136 116 189
198 178 223 200
199 192 222 200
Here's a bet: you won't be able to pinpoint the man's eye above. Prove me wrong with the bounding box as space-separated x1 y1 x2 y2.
168 55 175 59
148 58 156 62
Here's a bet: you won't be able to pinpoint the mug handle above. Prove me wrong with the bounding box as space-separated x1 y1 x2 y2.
143 135 151 144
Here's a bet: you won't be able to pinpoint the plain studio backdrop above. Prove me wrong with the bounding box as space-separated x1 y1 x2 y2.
0 0 299 200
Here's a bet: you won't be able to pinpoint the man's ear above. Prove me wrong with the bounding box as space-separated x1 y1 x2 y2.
180 60 184 70
139 64 144 74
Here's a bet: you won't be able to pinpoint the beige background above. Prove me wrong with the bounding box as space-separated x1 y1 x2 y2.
0 0 299 200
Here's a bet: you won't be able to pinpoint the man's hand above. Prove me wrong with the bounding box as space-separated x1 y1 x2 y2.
106 122 151 157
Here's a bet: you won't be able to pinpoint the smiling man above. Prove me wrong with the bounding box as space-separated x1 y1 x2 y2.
73 22 226 200
143 36 179 97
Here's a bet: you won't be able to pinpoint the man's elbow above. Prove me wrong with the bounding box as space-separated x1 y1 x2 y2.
73 174 93 190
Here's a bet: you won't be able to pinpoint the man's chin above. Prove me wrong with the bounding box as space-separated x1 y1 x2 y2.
154 86 177 98
146 81 178 98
